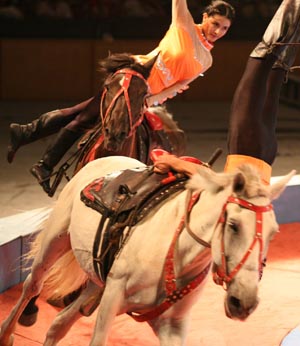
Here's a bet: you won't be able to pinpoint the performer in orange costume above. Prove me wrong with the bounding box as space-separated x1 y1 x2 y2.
136 0 233 106
7 0 235 194
154 0 300 185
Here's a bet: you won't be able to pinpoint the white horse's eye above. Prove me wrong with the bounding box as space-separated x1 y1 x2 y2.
227 220 239 233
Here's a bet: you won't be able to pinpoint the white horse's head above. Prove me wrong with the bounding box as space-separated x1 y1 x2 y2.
188 164 296 321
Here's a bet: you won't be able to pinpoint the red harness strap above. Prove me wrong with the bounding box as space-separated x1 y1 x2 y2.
83 134 105 163
100 69 147 138
144 110 164 130
213 196 273 288
128 193 211 322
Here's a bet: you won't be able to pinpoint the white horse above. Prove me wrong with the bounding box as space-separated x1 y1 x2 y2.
0 156 295 346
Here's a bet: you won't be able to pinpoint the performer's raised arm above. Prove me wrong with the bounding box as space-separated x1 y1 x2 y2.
139 1 235 105
172 0 194 29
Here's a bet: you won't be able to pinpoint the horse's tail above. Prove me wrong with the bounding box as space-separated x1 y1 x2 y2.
24 179 90 299
42 250 88 300
25 225 88 300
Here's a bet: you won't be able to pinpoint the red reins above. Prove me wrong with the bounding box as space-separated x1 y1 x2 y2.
127 189 273 320
128 193 211 322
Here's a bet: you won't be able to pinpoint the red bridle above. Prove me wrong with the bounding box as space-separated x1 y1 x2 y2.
213 195 273 289
127 193 273 321
100 69 148 138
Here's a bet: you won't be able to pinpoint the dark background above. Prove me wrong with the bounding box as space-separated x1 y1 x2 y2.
0 0 281 39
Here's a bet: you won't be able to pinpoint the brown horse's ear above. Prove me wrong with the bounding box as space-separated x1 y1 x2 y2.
143 53 159 74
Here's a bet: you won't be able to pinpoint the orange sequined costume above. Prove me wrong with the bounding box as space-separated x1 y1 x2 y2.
135 0 213 104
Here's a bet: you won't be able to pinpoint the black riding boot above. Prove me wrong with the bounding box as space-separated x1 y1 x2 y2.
251 0 300 59
7 110 71 163
30 128 81 194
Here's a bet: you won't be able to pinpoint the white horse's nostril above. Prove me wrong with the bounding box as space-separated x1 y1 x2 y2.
229 296 241 310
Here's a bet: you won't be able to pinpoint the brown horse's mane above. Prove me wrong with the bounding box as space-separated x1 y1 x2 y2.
98 52 152 81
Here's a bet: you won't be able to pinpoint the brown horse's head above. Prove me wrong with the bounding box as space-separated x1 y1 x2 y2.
98 53 157 152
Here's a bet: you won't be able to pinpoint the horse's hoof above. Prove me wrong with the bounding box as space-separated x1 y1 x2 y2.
18 311 38 327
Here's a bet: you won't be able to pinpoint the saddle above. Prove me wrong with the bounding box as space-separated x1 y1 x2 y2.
80 166 188 282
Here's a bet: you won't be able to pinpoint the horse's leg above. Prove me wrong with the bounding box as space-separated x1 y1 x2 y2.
89 279 124 346
19 284 82 327
149 316 190 346
17 295 39 326
43 280 103 346
0 228 71 346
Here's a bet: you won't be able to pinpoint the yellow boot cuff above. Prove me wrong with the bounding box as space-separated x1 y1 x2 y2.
224 154 272 185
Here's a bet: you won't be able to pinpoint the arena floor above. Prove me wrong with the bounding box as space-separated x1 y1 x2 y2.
0 100 300 345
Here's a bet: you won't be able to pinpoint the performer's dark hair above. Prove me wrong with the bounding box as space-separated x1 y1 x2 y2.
204 1 235 22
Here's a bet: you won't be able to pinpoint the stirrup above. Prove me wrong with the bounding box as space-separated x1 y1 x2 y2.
47 162 71 197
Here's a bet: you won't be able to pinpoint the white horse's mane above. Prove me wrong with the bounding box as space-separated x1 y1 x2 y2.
187 163 269 199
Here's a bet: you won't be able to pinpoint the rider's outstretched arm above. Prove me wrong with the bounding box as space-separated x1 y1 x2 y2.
172 0 194 29
154 154 199 177
146 1 197 106
146 80 191 106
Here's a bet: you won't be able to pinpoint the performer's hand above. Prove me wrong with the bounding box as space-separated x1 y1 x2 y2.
146 95 162 107
154 154 199 177
153 154 178 174
177 84 189 93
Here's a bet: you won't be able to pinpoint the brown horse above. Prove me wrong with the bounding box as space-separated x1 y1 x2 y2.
74 59 185 169
49 53 185 196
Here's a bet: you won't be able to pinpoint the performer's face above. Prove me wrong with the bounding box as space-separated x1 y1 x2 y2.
201 13 231 43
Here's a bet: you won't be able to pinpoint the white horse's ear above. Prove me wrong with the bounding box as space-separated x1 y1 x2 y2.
269 170 297 201
186 166 231 193
232 172 246 194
